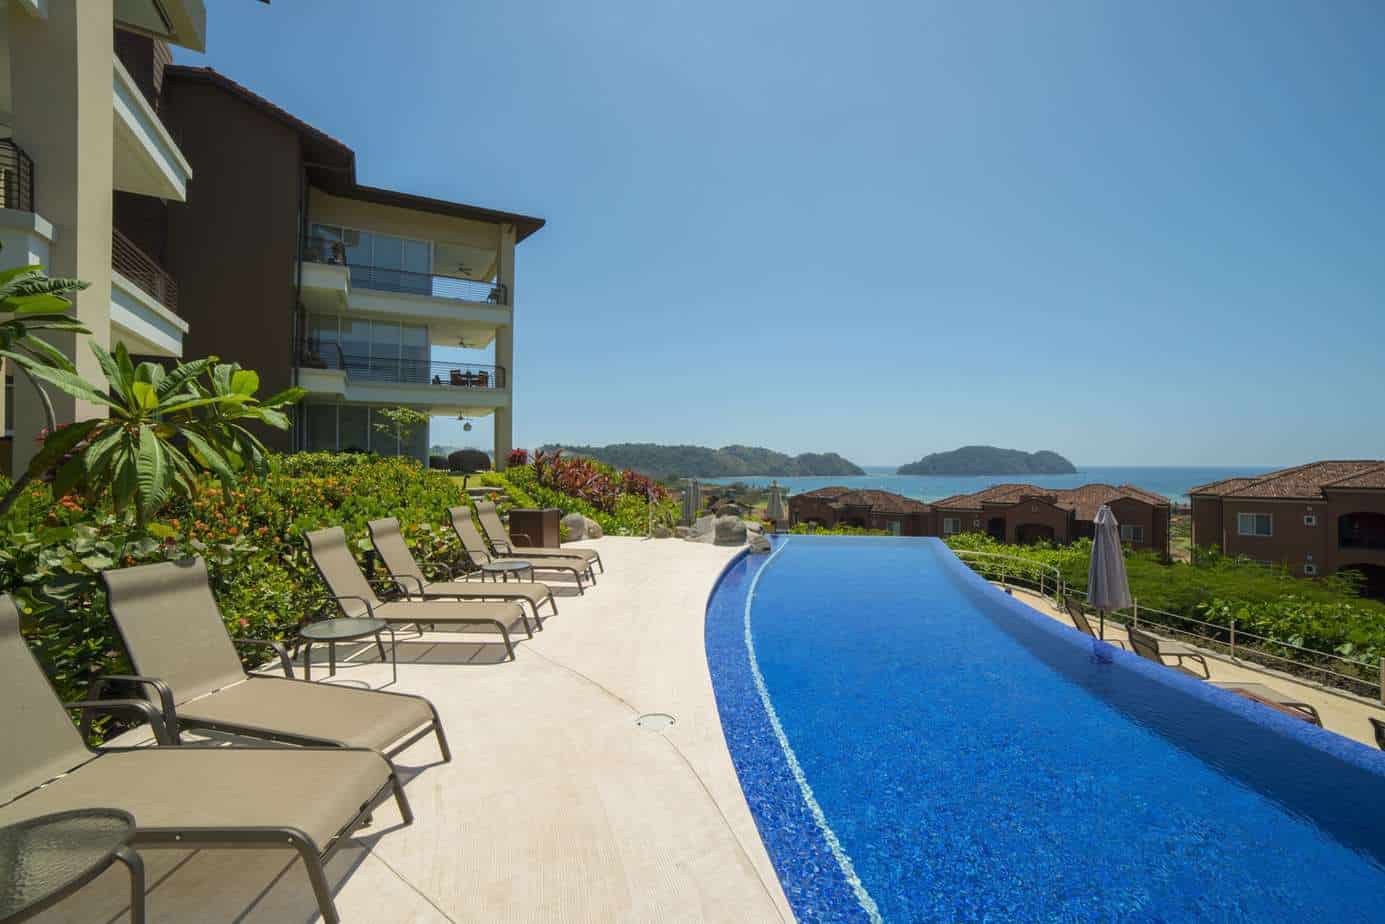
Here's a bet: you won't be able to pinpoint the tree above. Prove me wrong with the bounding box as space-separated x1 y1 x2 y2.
371 406 429 452
0 252 92 433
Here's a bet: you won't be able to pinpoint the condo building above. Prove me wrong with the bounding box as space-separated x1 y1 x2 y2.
0 1 542 473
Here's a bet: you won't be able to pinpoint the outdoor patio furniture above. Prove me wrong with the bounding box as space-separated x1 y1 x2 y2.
0 594 410 924
1063 597 1127 649
0 809 143 924
1211 682 1322 726
1369 717 1385 750
1126 625 1211 678
304 526 533 659
298 617 396 684
100 558 448 762
447 506 593 594
475 500 604 573
449 370 466 386
475 370 488 387
367 516 558 623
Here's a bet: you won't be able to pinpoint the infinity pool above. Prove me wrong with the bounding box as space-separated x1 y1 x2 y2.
706 536 1385 922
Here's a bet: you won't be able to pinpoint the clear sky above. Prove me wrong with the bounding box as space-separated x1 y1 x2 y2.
178 1 1385 467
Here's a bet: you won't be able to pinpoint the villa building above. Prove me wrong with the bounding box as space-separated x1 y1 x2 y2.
791 482 1172 556
0 0 206 475
1190 460 1385 593
0 1 542 472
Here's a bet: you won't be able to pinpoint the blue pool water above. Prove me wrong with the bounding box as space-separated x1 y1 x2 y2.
706 537 1385 922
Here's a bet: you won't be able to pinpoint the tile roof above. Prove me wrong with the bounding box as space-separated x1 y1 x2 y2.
1188 477 1258 497
797 486 853 499
931 482 1170 520
832 490 932 515
1222 461 1385 500
1324 464 1385 490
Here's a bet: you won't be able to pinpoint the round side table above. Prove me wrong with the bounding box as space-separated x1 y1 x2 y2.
0 809 143 924
480 560 534 584
298 617 396 684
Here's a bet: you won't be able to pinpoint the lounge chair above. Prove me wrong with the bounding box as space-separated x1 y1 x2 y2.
475 500 604 573
99 557 450 761
368 516 557 623
1126 625 1211 678
1370 717 1385 750
305 526 532 660
1063 597 1127 649
1210 682 1322 726
447 506 593 594
0 595 409 924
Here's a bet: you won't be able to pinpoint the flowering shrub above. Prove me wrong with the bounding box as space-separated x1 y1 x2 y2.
0 454 471 720
507 448 529 467
502 465 677 536
528 448 669 515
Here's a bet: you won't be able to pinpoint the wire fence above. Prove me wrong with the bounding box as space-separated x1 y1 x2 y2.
953 548 1385 705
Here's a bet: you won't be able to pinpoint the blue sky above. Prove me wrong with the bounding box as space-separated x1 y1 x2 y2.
180 1 1385 467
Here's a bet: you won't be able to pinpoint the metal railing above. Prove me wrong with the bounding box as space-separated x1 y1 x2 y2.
0 140 34 212
112 228 178 313
298 346 506 390
950 547 1385 705
300 236 508 305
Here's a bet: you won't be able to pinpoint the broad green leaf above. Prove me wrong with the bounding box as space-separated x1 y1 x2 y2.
51 453 87 500
135 425 171 519
130 380 159 411
260 387 307 408
26 418 102 477
229 369 259 396
145 522 177 540
180 428 237 481
16 363 119 409
89 341 128 393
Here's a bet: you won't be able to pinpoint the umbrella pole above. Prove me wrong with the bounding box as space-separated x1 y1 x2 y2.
1099 609 1105 640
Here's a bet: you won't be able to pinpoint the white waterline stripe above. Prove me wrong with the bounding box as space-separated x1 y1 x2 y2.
744 539 884 924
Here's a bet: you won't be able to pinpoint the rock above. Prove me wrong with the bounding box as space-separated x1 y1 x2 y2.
686 514 717 543
674 526 692 539
652 525 673 539
584 517 603 539
562 513 588 541
745 521 764 536
748 535 772 553
716 503 743 517
714 515 747 546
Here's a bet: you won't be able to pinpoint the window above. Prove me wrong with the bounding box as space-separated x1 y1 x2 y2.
1120 524 1145 543
943 517 961 535
1303 563 1319 576
300 402 430 461
1303 514 1317 527
1237 513 1273 537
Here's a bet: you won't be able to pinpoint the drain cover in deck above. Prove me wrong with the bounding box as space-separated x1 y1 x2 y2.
635 713 676 730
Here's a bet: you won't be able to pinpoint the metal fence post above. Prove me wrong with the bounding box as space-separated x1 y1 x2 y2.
1230 619 1236 661
1132 598 1138 628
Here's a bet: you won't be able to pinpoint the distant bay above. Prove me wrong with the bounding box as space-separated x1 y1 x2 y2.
700 465 1279 505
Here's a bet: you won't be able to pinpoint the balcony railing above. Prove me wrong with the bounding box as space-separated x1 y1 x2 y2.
301 236 508 305
299 347 506 390
0 140 34 212
112 228 178 313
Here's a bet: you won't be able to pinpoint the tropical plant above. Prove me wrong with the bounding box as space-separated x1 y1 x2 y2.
371 405 430 447
1 342 303 522
507 448 529 467
0 251 91 433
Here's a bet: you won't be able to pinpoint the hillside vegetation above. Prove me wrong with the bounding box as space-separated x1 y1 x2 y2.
898 445 1076 475
543 443 864 479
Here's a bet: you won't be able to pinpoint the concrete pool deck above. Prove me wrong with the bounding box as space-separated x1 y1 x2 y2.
32 537 791 924
1006 586 1385 749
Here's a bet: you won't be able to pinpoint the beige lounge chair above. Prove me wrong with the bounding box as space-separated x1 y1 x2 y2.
1370 717 1385 750
1126 625 1211 678
368 517 556 624
1210 682 1322 726
0 595 409 924
99 557 450 761
1063 597 1127 649
475 500 604 573
305 526 532 660
447 506 594 594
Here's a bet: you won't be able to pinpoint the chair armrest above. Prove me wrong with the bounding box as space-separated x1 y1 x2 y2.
85 675 180 743
328 594 376 618
384 573 427 596
507 531 534 545
65 698 177 746
368 576 412 600
233 638 295 678
420 559 459 580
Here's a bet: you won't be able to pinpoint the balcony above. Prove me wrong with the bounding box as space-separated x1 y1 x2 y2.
296 347 508 414
110 228 187 357
112 53 192 202
298 237 510 348
0 141 34 212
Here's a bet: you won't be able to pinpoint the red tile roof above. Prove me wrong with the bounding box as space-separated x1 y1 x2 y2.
797 486 854 499
1212 461 1385 500
832 490 932 515
1188 477 1257 497
931 482 1169 520
1324 465 1385 490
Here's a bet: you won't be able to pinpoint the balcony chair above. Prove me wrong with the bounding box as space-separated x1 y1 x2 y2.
0 595 410 924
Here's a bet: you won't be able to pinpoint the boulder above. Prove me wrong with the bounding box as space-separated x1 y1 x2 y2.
584 517 604 539
714 515 747 546
651 525 673 539
686 514 717 543
748 535 772 553
562 513 588 541
674 526 692 539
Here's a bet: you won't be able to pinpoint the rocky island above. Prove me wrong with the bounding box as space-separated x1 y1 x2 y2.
542 443 865 479
897 445 1076 475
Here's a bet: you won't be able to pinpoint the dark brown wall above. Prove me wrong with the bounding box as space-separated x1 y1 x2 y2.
1108 497 1168 557
992 498 1072 544
1219 499 1328 577
1324 491 1385 575
160 77 302 451
1190 496 1223 552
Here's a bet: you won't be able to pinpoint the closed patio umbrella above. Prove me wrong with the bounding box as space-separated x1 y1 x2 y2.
682 479 701 526
1087 504 1133 640
765 480 787 531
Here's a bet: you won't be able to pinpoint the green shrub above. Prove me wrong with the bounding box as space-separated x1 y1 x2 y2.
788 523 889 536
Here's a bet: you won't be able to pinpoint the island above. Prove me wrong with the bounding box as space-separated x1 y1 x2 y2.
897 445 1076 475
540 443 865 479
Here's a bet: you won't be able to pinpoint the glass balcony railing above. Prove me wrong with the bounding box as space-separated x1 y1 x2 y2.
300 236 508 305
299 345 506 390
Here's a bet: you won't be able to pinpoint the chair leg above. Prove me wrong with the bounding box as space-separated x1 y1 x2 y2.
430 706 453 763
114 845 145 924
289 838 340 924
390 771 415 825
496 622 516 660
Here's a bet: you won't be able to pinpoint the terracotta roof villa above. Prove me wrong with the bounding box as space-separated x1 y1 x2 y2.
788 482 1171 554
1190 460 1385 592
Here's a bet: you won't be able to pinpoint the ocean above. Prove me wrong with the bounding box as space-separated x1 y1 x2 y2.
700 465 1278 505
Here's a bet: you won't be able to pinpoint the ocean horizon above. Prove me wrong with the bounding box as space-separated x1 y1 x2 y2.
701 465 1279 505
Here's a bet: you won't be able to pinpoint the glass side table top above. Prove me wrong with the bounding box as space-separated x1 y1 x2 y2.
481 561 533 574
298 617 387 642
0 809 135 922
